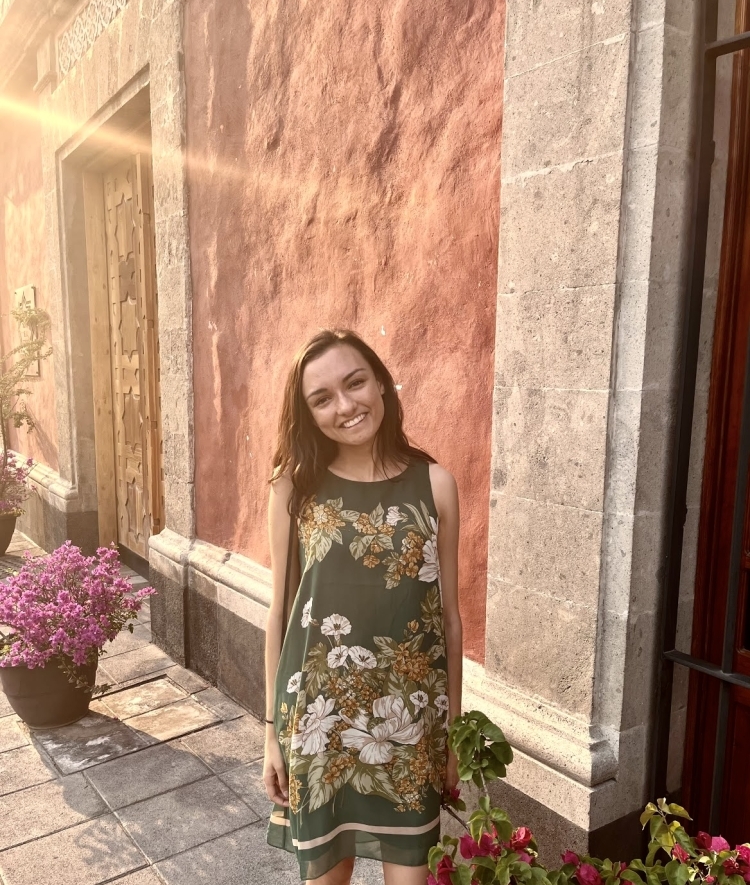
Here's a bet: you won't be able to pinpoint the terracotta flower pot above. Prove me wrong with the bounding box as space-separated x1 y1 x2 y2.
0 512 17 556
0 656 98 728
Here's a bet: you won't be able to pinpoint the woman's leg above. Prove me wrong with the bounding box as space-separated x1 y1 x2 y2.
382 861 430 884
306 857 355 885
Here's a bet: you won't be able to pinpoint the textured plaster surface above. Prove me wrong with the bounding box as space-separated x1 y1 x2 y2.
0 85 59 471
184 0 505 659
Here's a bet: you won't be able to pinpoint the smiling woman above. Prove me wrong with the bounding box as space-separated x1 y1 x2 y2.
263 329 463 885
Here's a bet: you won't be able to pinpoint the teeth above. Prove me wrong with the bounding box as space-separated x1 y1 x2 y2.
343 414 366 428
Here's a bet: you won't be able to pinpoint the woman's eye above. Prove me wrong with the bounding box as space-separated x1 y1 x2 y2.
315 396 330 407
350 378 364 388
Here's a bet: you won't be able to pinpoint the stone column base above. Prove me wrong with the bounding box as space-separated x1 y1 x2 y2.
148 529 271 716
18 461 99 554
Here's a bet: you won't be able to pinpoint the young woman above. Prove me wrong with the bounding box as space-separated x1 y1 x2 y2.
264 329 462 884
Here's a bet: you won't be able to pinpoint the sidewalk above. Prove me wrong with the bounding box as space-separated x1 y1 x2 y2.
0 533 382 885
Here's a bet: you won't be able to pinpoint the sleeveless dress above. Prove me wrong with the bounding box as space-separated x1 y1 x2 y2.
266 459 447 880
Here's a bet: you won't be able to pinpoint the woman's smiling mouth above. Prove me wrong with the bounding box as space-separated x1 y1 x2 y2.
341 413 367 429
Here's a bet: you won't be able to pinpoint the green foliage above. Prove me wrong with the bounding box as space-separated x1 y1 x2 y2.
448 709 514 789
0 305 52 509
433 711 749 885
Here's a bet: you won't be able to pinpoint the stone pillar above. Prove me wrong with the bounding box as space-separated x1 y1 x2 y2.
473 0 700 860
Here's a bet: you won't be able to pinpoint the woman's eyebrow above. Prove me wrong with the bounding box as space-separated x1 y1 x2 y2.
305 368 365 400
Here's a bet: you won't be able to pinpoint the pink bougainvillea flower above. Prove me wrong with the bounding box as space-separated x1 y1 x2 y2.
696 833 730 853
510 827 533 852
517 851 532 865
460 833 501 860
0 542 154 670
577 863 604 885
705 877 715 883
431 856 457 885
672 845 690 863
562 851 580 866
736 846 750 865
724 860 741 876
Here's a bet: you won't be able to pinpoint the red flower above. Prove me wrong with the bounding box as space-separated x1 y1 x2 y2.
577 863 604 885
511 827 534 852
672 845 690 863
562 851 580 866
737 846 750 865
705 877 715 883
460 833 501 860
696 833 730 853
724 860 741 876
430 856 457 885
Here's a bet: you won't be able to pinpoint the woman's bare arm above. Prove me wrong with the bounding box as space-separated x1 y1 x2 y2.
430 462 463 728
265 475 301 718
263 474 300 805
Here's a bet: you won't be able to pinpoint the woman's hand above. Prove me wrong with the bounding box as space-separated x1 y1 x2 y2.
445 749 460 792
263 730 289 806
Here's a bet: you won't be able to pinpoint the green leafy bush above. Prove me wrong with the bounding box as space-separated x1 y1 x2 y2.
430 712 749 885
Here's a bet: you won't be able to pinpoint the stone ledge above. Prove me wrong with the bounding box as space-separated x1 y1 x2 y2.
463 658 618 789
25 457 81 511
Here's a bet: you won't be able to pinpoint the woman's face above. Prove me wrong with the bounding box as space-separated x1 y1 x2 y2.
301 344 386 450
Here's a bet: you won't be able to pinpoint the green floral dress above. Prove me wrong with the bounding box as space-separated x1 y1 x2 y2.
266 459 447 880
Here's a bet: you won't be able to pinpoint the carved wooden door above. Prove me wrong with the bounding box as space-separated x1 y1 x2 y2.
103 154 163 559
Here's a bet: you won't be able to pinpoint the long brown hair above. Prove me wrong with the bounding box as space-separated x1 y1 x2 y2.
271 329 434 517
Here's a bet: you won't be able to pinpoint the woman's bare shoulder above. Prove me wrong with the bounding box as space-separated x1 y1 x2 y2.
428 462 458 511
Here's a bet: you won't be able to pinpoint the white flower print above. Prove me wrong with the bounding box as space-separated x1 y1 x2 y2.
410 690 429 709
385 506 404 527
418 516 440 583
434 694 449 715
348 646 377 670
292 695 341 755
341 695 424 765
286 671 303 693
301 599 313 628
327 646 350 668
321 613 352 641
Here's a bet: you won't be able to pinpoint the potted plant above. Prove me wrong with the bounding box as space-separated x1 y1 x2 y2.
431 713 750 885
0 302 53 554
0 541 154 728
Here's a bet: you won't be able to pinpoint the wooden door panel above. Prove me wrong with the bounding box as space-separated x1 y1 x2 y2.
721 686 750 843
103 154 162 559
684 1 750 836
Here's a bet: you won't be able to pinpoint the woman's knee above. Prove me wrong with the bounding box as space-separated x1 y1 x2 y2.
309 857 355 885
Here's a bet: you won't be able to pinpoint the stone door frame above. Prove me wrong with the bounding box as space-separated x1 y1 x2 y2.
32 0 194 562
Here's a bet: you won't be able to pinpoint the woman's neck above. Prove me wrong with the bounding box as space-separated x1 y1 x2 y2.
328 445 407 482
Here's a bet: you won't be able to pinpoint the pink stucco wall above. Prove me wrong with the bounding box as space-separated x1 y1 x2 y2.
184 0 504 661
0 86 58 471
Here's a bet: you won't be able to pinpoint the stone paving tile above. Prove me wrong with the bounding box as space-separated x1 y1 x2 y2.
99 645 173 684
194 686 246 721
84 740 212 810
98 666 174 695
126 697 220 743
154 822 300 885
178 715 265 773
0 691 13 717
93 676 187 719
117 775 259 863
0 813 145 885
165 664 209 694
110 869 164 884
218 759 272 819
103 624 153 658
0 716 28 753
31 711 150 774
0 771 107 850
0 744 57 796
